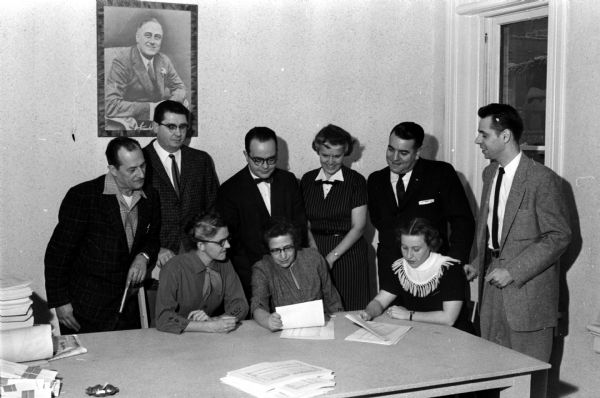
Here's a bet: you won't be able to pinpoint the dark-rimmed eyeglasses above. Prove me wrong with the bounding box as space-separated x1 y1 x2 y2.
269 245 295 256
199 236 230 247
250 156 277 166
160 123 188 133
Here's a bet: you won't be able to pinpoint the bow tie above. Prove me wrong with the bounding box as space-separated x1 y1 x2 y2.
254 177 273 184
318 180 339 185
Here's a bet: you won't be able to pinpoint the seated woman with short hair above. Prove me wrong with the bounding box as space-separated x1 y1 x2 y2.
360 218 472 332
251 219 344 331
156 211 248 334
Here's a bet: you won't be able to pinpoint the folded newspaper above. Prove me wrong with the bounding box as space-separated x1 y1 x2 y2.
345 313 411 345
50 334 87 361
221 360 335 397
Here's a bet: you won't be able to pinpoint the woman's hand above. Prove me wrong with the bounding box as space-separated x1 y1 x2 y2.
208 316 237 333
268 312 283 331
386 305 410 320
358 310 372 321
325 253 338 269
187 310 209 322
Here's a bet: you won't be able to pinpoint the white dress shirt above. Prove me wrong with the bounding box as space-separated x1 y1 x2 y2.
153 140 182 189
390 169 413 206
315 168 344 198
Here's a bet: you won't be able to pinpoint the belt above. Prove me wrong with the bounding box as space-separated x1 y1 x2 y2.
487 248 501 258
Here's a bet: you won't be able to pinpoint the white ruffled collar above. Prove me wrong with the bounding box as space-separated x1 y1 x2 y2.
392 252 459 297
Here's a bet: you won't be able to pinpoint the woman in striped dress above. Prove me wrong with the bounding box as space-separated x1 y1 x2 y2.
300 125 370 310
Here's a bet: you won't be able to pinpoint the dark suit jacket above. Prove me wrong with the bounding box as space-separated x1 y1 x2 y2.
44 175 161 331
105 46 186 122
143 142 219 253
367 158 474 292
217 167 308 298
473 154 571 331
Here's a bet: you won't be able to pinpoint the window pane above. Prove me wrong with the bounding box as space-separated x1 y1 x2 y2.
500 17 548 148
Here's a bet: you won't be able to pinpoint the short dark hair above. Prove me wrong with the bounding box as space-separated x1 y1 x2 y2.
311 124 355 156
105 137 142 167
390 122 425 149
183 210 227 251
244 127 278 154
477 103 524 142
396 217 443 252
263 218 300 250
153 100 190 124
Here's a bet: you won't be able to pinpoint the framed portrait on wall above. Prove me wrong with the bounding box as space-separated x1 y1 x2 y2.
97 0 197 137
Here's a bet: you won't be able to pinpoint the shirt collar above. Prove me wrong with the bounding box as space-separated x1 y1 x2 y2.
390 169 413 184
103 172 147 199
137 48 154 69
315 168 344 182
153 140 181 163
501 152 522 179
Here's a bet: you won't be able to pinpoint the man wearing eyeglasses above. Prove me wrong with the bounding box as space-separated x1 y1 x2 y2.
143 100 219 272
217 127 308 302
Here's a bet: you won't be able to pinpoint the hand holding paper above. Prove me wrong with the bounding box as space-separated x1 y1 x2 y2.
275 299 325 329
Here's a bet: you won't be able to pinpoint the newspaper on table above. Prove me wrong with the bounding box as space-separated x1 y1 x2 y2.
0 358 61 397
221 360 335 397
344 313 411 345
50 334 88 361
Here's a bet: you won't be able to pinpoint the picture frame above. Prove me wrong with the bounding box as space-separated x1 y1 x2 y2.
97 0 198 137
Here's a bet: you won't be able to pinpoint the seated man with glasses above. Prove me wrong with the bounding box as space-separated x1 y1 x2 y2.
155 210 248 334
217 127 308 304
251 219 343 331
144 100 219 272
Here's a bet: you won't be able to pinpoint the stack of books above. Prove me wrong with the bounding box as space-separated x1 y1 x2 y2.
0 359 61 397
221 360 335 397
0 278 33 331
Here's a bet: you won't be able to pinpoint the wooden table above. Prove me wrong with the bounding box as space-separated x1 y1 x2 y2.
47 313 549 397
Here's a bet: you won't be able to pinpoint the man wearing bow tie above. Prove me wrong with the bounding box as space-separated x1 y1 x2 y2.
217 127 308 301
367 122 475 300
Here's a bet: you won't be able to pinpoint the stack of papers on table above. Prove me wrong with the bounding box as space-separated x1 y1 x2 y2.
0 278 33 331
344 314 411 345
221 360 335 397
0 359 61 397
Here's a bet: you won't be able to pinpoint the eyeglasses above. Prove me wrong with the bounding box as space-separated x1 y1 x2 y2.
199 236 230 247
269 245 295 256
159 123 188 133
250 156 277 166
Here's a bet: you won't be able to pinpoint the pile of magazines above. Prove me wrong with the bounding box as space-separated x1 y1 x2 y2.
0 278 33 330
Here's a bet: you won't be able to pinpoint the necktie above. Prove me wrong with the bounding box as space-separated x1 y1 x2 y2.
169 154 180 197
254 177 273 184
147 60 156 83
396 173 406 206
319 180 338 186
202 265 223 302
491 167 505 250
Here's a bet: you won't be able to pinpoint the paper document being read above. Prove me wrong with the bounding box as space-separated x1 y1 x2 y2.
345 313 411 345
276 299 324 329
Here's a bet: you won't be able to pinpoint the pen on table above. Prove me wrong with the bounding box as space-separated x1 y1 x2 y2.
118 281 130 313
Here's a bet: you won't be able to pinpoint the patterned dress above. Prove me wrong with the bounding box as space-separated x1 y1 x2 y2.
300 166 370 310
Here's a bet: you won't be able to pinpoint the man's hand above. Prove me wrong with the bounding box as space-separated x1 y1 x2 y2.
268 312 283 331
127 255 148 285
187 310 209 322
485 268 514 288
56 303 81 332
463 264 479 281
157 248 175 268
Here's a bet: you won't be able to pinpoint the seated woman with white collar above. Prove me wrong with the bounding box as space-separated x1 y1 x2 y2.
360 218 472 332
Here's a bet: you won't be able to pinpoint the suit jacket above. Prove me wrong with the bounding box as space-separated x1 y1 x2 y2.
105 46 186 123
217 167 308 297
473 154 571 331
44 175 161 330
143 142 219 253
368 158 474 292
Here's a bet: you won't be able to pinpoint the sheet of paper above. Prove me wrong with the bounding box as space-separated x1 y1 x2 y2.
276 300 324 329
280 319 334 340
0 324 53 362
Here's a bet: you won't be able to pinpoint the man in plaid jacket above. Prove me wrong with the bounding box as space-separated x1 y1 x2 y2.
45 137 161 334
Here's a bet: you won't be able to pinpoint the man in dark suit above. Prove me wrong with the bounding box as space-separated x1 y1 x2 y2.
105 17 187 130
465 103 571 361
367 122 474 295
143 100 219 268
45 137 160 334
217 127 308 300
